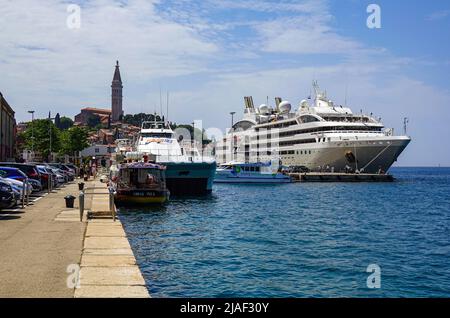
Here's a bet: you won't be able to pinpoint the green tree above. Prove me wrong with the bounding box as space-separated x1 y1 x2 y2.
59 116 74 130
87 114 101 128
23 119 61 159
59 126 90 156
54 113 61 128
174 124 211 145
122 113 159 126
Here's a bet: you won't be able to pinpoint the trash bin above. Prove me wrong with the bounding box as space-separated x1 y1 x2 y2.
64 195 76 208
78 182 85 191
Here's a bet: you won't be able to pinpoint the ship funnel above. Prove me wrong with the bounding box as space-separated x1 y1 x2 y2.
275 97 282 112
244 96 255 110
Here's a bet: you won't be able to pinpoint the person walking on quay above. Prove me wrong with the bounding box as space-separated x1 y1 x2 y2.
91 163 97 179
79 165 85 179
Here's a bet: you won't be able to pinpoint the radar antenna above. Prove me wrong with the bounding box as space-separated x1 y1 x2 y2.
403 117 409 135
312 80 326 99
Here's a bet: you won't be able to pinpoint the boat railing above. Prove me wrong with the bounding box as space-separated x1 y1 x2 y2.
148 152 215 163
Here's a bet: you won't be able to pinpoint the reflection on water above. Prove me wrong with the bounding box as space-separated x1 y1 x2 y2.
119 167 450 297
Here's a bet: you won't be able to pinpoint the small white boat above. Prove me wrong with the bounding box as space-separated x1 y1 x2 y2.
214 161 291 183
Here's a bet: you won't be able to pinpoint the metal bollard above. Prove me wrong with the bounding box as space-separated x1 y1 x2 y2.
47 175 51 194
21 180 25 209
109 188 116 222
79 191 84 222
26 178 29 206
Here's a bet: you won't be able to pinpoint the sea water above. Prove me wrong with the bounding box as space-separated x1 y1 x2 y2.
119 167 450 297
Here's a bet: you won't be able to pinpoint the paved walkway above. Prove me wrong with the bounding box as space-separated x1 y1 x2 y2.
0 182 86 297
0 179 150 298
75 181 149 298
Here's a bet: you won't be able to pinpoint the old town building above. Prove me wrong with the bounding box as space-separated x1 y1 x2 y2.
0 92 16 161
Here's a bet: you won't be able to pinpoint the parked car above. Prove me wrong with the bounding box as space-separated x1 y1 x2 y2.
0 167 29 182
27 178 42 192
0 163 41 182
64 163 79 176
0 176 32 198
0 167 35 196
36 165 56 189
50 169 67 184
0 180 17 209
48 164 75 181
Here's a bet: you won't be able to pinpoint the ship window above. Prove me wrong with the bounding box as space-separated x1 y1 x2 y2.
255 167 260 172
300 115 320 123
232 120 254 132
309 150 311 154
141 133 173 138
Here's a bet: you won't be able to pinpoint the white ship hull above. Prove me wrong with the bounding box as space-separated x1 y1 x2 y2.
214 174 291 183
279 136 410 173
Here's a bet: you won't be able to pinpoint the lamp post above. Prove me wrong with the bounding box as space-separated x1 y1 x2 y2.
230 112 236 160
28 110 35 160
48 114 55 162
403 117 409 136
191 121 195 162
230 111 236 128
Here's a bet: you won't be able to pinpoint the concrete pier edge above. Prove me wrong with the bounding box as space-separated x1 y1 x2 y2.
74 180 150 298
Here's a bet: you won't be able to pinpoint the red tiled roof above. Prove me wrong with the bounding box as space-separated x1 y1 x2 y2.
82 107 112 114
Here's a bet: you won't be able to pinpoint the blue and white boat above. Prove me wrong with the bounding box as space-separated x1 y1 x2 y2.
215 161 291 183
135 120 216 195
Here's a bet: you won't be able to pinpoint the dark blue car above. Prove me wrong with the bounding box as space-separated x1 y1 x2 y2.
0 180 16 209
0 167 28 182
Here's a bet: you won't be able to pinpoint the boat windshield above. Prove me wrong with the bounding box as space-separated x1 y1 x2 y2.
140 133 173 138
119 168 164 189
234 165 261 172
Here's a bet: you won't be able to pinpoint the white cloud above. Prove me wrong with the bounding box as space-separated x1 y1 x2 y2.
255 16 362 54
163 59 450 166
0 0 449 165
209 0 326 14
426 10 450 21
0 0 218 119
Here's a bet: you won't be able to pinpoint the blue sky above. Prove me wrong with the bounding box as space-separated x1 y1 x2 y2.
0 0 449 166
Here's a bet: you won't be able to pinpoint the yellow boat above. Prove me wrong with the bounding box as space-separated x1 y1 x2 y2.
111 162 170 206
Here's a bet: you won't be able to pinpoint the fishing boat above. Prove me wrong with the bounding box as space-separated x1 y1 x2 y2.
215 161 291 183
111 161 170 205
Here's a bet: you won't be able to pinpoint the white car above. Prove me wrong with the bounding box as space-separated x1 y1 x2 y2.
51 169 66 184
0 177 32 197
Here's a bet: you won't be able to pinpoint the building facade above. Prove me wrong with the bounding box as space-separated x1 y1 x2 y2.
0 92 16 162
111 60 123 121
74 107 111 126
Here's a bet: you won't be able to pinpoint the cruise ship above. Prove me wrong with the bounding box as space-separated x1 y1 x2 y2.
215 82 411 173
135 120 216 195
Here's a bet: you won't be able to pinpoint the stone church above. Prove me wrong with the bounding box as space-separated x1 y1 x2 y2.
75 61 124 125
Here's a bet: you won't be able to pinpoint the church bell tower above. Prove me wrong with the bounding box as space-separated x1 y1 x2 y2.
111 60 123 121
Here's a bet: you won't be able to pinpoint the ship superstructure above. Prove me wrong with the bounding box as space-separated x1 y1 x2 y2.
215 82 410 173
